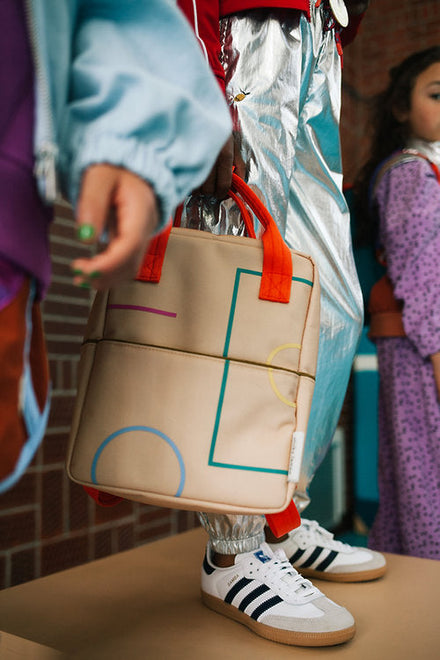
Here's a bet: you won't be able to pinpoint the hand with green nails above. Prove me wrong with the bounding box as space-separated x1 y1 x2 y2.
71 163 159 290
77 225 96 242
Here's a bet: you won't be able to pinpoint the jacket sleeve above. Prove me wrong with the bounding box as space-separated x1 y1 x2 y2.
178 0 225 93
58 0 231 229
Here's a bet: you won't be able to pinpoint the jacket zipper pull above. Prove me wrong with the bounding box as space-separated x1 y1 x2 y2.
35 143 59 204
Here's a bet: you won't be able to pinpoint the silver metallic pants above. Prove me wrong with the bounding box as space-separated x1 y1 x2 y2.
186 3 363 553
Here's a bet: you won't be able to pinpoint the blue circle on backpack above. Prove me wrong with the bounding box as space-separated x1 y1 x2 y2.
90 426 185 497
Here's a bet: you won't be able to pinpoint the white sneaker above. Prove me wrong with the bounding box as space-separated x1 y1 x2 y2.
268 519 386 582
201 542 355 646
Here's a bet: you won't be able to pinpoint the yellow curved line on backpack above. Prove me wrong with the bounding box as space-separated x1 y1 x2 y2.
266 343 302 408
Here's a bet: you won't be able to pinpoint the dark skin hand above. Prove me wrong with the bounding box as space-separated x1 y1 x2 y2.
197 135 234 199
197 133 245 200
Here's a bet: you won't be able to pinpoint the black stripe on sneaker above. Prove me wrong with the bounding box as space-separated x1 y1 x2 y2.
315 549 338 571
203 554 215 575
238 584 270 612
250 595 283 621
299 546 324 568
224 577 252 604
289 548 306 564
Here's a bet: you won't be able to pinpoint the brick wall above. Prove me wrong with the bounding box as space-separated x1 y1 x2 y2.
341 0 440 184
0 206 199 590
1 0 438 590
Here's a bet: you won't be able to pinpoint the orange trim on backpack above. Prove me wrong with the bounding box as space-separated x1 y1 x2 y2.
135 173 293 304
266 501 301 537
136 222 173 283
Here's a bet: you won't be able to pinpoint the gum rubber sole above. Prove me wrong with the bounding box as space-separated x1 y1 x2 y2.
296 564 387 583
201 591 356 647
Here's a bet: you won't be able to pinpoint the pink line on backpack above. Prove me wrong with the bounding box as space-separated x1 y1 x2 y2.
107 304 177 318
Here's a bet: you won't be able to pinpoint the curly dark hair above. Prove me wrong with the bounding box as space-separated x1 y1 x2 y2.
353 46 440 246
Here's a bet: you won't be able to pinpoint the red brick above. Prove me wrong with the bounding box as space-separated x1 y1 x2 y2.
43 431 69 465
44 319 87 339
138 507 171 526
0 510 36 550
53 203 75 222
94 529 112 560
43 299 90 321
177 510 200 534
94 498 134 524
136 523 172 544
0 554 6 590
48 359 58 384
69 482 90 532
41 470 64 538
41 535 88 576
45 338 83 357
340 0 440 183
46 279 91 301
10 547 37 587
60 360 79 390
0 473 37 511
47 396 76 428
117 524 134 552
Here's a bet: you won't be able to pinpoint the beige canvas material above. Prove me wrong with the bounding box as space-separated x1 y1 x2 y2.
67 220 320 514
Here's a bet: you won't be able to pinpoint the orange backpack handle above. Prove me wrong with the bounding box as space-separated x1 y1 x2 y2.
137 173 293 304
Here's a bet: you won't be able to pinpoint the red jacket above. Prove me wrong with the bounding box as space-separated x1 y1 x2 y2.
178 1 364 91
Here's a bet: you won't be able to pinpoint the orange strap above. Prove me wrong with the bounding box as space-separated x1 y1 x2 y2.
231 174 292 303
266 500 301 537
137 222 173 283
137 173 293 304
137 185 256 282
369 311 405 338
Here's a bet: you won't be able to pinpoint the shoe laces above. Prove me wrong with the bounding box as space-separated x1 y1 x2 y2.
247 550 320 600
297 519 350 552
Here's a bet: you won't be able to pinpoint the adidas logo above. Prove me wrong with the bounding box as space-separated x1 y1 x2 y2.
254 550 271 564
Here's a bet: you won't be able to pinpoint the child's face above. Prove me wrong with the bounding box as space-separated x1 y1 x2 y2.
405 62 440 143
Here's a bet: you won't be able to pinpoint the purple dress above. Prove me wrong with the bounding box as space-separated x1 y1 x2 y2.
368 157 440 560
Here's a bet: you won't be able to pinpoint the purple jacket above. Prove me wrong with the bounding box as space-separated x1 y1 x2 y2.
0 0 53 306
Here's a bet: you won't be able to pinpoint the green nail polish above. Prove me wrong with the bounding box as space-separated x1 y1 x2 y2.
79 281 91 289
89 271 102 279
77 224 95 241
72 269 84 276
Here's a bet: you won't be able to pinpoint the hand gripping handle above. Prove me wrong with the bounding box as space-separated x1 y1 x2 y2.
137 173 292 303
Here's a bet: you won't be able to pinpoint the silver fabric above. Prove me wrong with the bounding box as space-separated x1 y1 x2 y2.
183 2 363 553
199 513 265 554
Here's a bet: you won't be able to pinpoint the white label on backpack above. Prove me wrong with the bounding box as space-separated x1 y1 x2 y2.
288 432 305 483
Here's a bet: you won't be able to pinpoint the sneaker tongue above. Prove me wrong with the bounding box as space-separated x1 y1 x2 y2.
236 542 275 566
258 542 276 558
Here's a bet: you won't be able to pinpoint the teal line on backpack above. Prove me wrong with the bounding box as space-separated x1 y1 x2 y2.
208 359 230 465
223 267 313 359
209 265 313 475
208 358 288 474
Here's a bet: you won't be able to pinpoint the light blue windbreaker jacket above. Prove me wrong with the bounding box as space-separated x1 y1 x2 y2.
26 0 231 228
